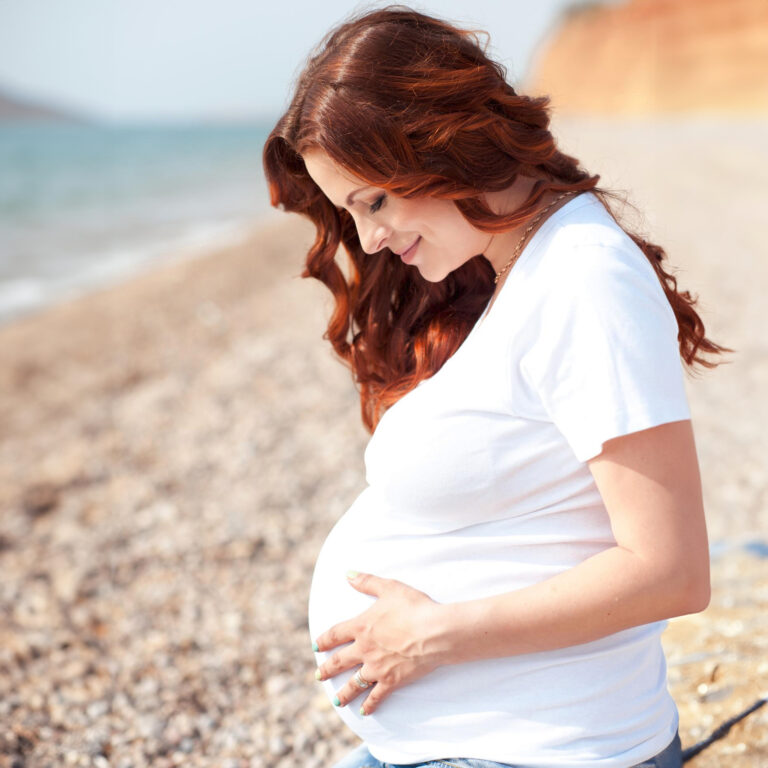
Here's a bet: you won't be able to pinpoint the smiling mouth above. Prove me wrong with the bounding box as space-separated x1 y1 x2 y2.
397 236 421 263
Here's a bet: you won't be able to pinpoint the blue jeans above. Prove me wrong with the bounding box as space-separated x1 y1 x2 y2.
332 731 682 768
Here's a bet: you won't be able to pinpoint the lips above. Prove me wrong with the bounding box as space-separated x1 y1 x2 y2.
397 236 421 264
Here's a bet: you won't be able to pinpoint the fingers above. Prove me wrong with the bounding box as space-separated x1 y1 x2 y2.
346 570 394 598
358 680 389 716
331 666 389 714
315 644 360 682
312 571 412 717
312 572 390 652
313 619 355 653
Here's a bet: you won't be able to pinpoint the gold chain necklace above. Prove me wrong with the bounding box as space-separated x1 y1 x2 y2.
493 191 577 284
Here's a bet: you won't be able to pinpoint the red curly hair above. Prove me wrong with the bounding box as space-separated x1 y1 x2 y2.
262 5 731 433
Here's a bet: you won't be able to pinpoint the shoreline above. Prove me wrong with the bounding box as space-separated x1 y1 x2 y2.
0 210 282 329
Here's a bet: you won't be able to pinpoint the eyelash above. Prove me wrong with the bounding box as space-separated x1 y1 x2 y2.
336 194 386 217
369 194 385 214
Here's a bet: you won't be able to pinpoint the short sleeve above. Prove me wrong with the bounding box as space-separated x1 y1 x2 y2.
520 244 691 462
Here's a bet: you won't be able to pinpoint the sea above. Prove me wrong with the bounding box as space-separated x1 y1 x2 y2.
0 120 278 325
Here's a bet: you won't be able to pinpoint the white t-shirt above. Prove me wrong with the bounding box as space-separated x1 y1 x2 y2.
308 192 690 767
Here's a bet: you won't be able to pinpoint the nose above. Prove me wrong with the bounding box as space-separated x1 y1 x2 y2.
358 218 391 255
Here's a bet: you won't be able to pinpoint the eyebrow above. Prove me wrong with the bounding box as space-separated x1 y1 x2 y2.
345 186 373 206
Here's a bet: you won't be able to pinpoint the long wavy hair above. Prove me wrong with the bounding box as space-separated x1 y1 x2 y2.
263 4 731 433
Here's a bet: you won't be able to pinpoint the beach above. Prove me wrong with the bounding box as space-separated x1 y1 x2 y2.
0 116 766 767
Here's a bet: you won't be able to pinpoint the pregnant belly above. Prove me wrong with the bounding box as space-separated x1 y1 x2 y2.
307 487 667 756
308 486 612 640
308 486 552 642
307 486 525 745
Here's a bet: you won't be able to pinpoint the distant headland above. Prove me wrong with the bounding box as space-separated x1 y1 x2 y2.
0 86 90 122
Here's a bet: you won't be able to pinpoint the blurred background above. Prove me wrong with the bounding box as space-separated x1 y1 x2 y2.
0 1 766 767
0 0 631 324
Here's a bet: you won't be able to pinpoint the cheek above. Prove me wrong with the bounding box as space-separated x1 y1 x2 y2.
399 199 452 233
443 220 487 256
395 200 485 254
433 208 482 250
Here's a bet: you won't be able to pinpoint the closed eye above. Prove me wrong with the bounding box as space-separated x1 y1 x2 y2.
369 194 385 214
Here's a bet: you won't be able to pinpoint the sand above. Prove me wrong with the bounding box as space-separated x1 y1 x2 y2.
0 116 766 767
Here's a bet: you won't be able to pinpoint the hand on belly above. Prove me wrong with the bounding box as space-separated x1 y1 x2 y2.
312 570 449 716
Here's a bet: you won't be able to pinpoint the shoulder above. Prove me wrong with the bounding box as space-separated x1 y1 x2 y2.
537 195 650 282
486 193 676 346
509 198 680 359
529 196 667 315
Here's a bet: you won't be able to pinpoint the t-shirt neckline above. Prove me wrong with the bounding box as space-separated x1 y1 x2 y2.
474 191 597 330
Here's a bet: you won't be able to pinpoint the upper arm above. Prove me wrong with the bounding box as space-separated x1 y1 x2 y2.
587 418 711 611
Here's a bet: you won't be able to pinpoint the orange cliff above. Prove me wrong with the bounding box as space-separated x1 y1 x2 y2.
523 0 768 115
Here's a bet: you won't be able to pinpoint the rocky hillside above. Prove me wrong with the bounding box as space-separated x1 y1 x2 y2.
525 0 768 114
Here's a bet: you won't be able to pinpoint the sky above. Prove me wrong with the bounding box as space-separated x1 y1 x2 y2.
0 0 610 123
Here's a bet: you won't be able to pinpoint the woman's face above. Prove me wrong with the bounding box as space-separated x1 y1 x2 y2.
303 149 496 282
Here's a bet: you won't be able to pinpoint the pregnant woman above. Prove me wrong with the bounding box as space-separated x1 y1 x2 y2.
263 7 729 767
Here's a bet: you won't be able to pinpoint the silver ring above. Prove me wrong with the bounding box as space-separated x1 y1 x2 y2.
353 669 372 689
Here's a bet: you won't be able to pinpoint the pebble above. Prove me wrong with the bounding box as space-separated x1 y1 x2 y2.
86 700 109 720
265 674 292 697
268 736 290 757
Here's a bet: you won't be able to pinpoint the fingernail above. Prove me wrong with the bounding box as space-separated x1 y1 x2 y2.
312 641 319 652
314 669 323 681
359 706 367 716
333 696 341 707
346 570 359 579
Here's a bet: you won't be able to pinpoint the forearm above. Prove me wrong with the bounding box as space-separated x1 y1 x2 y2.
431 544 710 665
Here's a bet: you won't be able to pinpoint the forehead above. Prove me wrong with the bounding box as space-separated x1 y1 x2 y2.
303 149 370 204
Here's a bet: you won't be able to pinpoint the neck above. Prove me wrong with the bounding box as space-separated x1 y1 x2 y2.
482 178 570 275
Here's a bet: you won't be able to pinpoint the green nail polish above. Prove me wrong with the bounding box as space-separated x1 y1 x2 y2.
315 669 323 681
333 696 341 707
346 570 359 579
359 706 367 716
312 641 319 652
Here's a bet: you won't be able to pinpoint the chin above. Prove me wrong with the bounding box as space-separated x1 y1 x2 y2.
415 264 453 283
415 252 476 283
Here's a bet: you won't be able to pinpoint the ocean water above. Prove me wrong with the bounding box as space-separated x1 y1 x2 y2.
0 121 278 325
